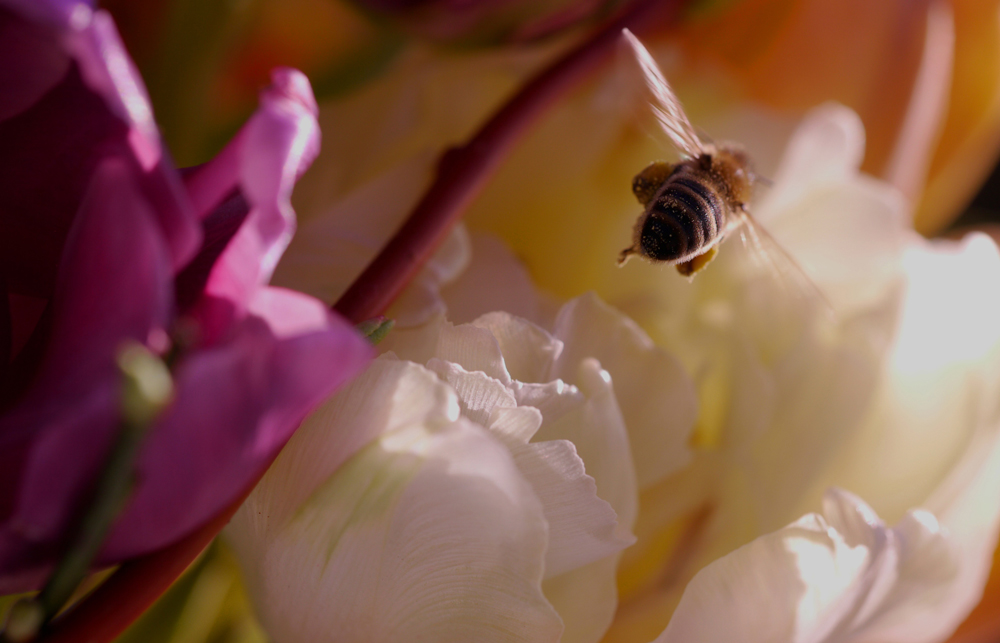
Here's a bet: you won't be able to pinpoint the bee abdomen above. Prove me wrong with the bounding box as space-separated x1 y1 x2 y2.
639 174 726 262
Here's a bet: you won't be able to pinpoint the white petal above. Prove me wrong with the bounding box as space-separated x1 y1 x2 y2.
383 320 511 384
472 312 564 383
387 225 473 328
551 293 696 489
434 323 512 384
654 489 963 643
426 358 517 428
508 437 632 578
489 405 545 445
756 103 867 223
543 556 621 643
427 359 631 579
231 419 562 643
516 361 639 643
233 357 460 544
525 359 638 537
442 232 554 327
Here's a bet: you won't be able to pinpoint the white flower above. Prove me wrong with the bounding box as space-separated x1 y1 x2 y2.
227 41 1000 643
231 210 723 641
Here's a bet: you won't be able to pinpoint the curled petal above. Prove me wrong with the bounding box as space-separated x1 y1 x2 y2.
194 68 321 336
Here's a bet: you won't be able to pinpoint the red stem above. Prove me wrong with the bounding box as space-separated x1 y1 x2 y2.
35 3 685 640
35 493 245 643
334 0 683 322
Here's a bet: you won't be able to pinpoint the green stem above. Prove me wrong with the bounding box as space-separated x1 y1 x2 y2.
36 418 145 624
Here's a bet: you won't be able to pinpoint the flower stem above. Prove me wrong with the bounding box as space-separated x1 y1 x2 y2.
33 419 144 624
334 0 684 323
2 345 173 643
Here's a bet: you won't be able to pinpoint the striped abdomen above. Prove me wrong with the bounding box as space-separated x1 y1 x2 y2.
639 166 728 263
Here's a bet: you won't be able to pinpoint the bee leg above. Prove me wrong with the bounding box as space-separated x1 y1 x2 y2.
618 245 637 266
632 161 674 206
675 246 718 277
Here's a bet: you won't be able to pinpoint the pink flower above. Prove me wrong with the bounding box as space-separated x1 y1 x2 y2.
0 0 372 593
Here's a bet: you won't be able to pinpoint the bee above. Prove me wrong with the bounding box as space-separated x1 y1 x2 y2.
617 29 774 278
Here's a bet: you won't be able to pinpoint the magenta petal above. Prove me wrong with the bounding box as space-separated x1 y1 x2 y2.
0 156 172 557
33 157 174 400
196 68 321 336
0 6 70 122
100 290 371 560
0 0 365 591
0 3 200 298
65 8 200 269
0 385 117 594
0 0 92 29
0 64 128 297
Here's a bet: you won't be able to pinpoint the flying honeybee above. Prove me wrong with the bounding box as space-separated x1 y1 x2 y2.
617 29 779 278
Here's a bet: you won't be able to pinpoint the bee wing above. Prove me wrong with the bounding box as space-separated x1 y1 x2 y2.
621 29 705 159
729 208 836 320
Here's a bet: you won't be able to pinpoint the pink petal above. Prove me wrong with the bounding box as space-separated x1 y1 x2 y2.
0 155 172 589
0 2 200 299
193 68 321 338
100 290 371 559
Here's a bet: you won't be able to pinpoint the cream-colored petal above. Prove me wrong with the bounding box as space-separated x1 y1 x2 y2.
232 357 459 544
426 358 516 427
737 321 882 534
231 419 561 643
653 489 962 643
909 418 1000 643
551 293 696 489
543 556 621 643
817 233 1000 524
471 312 563 384
507 437 631 578
847 509 960 642
766 179 910 315
525 359 638 535
428 361 631 578
442 232 554 327
655 512 870 643
756 103 867 223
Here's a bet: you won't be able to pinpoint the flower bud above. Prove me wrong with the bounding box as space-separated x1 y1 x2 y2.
117 341 174 430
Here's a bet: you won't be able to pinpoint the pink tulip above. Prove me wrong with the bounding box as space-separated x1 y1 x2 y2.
0 0 372 594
